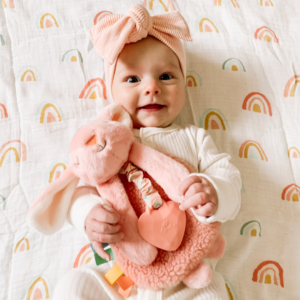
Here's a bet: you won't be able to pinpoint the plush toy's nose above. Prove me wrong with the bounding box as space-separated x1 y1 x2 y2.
86 135 106 152
86 135 97 146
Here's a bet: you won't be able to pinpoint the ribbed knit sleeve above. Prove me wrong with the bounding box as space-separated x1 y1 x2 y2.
190 127 242 224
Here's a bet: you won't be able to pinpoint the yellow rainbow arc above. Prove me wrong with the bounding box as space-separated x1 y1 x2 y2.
40 13 59 28
49 163 66 183
40 103 62 123
199 18 219 33
288 147 300 158
14 238 29 253
21 70 37 81
26 277 49 300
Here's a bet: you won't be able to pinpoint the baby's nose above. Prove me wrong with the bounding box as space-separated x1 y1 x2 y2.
144 80 161 96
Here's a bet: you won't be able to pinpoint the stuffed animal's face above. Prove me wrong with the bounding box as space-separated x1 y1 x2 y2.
69 118 134 186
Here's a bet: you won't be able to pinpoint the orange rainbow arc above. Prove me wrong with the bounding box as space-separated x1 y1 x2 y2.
252 260 284 287
0 103 8 119
73 244 93 268
281 184 300 201
79 78 107 100
242 92 272 116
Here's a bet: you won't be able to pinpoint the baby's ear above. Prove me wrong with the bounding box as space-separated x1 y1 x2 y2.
97 103 133 129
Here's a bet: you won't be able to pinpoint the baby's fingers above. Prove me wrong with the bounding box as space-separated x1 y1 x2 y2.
89 219 121 234
179 193 208 211
193 202 217 218
92 241 110 261
92 231 124 244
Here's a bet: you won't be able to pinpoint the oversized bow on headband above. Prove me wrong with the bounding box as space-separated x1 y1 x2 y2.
89 4 192 65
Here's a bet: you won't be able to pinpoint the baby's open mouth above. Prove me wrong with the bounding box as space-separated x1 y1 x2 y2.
139 104 165 110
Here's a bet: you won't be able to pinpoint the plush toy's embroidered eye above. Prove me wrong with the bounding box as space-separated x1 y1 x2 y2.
96 141 106 152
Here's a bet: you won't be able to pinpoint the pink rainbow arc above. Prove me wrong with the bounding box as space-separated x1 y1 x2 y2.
93 11 113 25
284 75 300 97
239 140 268 161
254 26 279 43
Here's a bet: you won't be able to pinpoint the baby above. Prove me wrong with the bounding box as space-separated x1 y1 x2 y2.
54 4 241 300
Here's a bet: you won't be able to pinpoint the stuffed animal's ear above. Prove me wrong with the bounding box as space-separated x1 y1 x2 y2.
97 103 132 129
26 166 79 235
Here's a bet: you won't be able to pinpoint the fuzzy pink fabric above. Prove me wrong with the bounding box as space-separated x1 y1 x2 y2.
97 144 225 290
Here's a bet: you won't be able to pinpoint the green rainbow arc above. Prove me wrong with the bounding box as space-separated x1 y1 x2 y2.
62 49 83 62
222 58 246 72
240 220 261 237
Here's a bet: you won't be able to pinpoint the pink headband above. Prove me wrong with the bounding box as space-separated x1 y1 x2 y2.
89 4 192 100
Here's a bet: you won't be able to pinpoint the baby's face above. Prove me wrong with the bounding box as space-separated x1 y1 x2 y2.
112 36 185 128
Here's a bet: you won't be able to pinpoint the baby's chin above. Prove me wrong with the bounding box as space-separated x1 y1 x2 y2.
133 118 174 129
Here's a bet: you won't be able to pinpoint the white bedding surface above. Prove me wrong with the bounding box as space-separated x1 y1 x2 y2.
0 1 300 299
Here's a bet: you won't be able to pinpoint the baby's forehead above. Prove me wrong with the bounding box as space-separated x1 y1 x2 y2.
116 38 181 71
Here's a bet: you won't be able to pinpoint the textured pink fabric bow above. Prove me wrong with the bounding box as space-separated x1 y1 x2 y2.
89 4 192 65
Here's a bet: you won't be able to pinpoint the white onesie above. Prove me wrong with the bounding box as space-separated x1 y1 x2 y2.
54 123 241 300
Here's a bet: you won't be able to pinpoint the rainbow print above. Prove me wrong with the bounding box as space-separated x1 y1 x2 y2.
38 103 62 124
239 140 268 161
143 0 174 11
281 184 300 202
222 58 246 72
242 92 272 116
254 26 279 43
94 11 113 25
26 277 50 300
14 238 30 253
73 244 94 268
79 78 107 100
0 140 27 167
288 147 300 158
36 11 61 29
240 221 261 237
47 162 67 183
18 66 41 82
0 103 8 119
186 71 202 87
199 18 219 33
0 34 4 45
199 109 230 131
2 0 14 8
62 49 83 63
252 261 284 287
214 0 240 8
259 0 275 6
225 280 239 300
284 75 300 97
0 194 6 210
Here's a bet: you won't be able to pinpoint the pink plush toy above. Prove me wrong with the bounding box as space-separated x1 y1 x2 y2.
27 103 226 290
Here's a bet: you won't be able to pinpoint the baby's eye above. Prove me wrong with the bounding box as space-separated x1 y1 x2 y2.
127 76 140 83
160 74 173 80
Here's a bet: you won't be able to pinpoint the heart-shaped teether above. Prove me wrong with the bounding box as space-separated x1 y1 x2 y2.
138 201 186 251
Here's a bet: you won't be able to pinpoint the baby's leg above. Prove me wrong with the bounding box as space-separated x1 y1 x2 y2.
52 265 124 300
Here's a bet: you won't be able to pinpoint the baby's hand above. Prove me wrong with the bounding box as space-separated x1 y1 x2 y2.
85 204 124 261
178 175 218 218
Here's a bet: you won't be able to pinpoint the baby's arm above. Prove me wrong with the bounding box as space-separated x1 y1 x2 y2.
67 182 123 260
179 127 241 224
